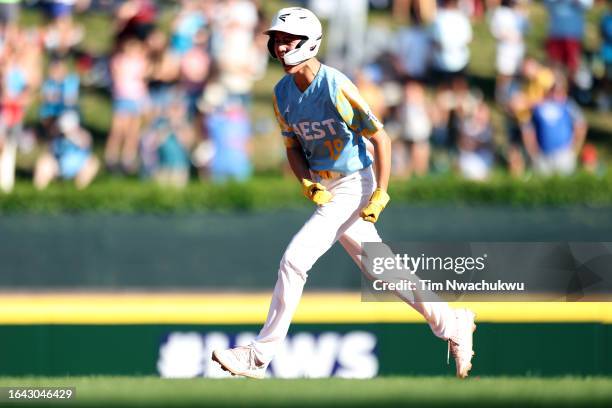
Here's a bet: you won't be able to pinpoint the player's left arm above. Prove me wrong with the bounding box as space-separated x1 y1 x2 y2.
336 80 391 222
367 128 391 192
360 129 391 223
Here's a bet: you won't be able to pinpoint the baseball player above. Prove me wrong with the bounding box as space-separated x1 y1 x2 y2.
213 7 475 379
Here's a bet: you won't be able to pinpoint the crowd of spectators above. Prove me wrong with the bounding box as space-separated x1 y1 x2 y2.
0 0 267 191
308 0 606 181
0 0 609 193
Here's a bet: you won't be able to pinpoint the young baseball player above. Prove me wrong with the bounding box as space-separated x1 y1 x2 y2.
213 7 475 379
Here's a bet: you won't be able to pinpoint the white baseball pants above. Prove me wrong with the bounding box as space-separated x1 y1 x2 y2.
251 166 456 364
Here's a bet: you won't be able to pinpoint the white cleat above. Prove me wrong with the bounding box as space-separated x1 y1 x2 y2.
212 346 267 379
448 308 476 379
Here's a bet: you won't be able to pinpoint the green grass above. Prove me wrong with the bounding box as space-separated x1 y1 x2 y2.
0 376 610 407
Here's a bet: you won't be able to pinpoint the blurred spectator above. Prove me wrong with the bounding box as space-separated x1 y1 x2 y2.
141 92 194 188
179 28 210 119
197 83 252 183
34 110 100 190
145 29 180 117
580 142 600 174
430 0 473 89
213 0 260 108
354 66 388 122
393 1 431 83
105 37 149 174
0 41 29 192
598 1 612 111
396 80 432 177
543 0 593 78
459 0 488 19
39 58 80 131
323 0 369 76
393 0 437 24
19 27 44 92
498 77 525 177
41 0 84 56
169 0 207 57
510 57 556 124
489 0 528 100
521 72 587 176
0 0 20 29
458 99 494 181
42 0 76 19
115 0 157 42
432 75 480 153
506 57 555 176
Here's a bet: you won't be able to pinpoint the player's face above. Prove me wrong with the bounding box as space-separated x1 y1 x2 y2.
273 32 304 73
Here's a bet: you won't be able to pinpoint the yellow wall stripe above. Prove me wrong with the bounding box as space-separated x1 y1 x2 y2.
0 293 610 324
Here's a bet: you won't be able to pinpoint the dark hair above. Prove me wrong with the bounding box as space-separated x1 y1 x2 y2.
409 2 422 25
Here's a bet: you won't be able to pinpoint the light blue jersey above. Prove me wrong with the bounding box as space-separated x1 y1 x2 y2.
272 64 383 174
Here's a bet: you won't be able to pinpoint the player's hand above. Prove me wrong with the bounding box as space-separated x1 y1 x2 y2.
301 178 333 206
360 188 390 223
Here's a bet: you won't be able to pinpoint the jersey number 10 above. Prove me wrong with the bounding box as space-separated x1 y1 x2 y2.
324 139 345 161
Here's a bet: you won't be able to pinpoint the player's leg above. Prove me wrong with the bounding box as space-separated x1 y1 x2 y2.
250 181 369 362
338 218 457 340
338 217 476 378
213 171 371 377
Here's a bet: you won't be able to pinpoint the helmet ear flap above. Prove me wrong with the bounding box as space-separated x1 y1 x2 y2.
267 34 277 59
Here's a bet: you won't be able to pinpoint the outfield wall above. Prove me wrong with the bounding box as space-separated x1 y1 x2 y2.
0 294 610 378
1 207 611 289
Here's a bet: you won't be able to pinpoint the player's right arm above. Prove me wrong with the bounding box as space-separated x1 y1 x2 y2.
285 143 310 182
273 92 331 205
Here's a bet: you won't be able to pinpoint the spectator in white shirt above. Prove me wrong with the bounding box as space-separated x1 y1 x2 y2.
489 0 528 99
430 0 473 87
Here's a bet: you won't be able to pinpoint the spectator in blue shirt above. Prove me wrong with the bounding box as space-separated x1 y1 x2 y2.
598 1 612 111
543 0 593 76
522 71 587 176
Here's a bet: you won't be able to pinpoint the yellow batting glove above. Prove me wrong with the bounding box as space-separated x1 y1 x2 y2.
360 188 390 223
301 178 333 206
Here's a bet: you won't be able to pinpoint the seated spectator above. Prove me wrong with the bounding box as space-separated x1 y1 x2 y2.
141 92 194 188
458 100 494 181
521 73 587 176
396 80 432 177
34 111 99 190
39 58 80 131
509 57 555 125
197 82 252 183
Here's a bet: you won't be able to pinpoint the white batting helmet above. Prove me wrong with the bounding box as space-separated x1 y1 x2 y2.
264 7 322 66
